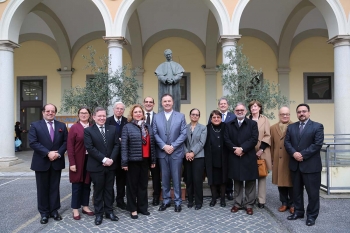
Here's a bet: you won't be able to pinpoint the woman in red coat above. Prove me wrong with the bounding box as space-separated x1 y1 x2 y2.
67 107 94 220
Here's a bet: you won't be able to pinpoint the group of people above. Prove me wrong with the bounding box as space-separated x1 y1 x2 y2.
28 95 324 227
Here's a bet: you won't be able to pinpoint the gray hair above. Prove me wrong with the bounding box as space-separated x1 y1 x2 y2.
235 102 246 110
93 107 106 116
218 97 229 106
113 102 125 109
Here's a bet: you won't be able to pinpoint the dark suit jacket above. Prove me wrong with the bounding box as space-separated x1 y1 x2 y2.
84 124 120 172
284 120 324 173
106 115 127 138
145 111 156 127
29 119 68 171
224 118 259 181
208 111 236 124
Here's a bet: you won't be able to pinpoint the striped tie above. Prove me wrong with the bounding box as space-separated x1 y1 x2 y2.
100 126 106 144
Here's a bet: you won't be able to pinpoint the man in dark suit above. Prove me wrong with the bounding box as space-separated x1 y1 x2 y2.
105 101 127 210
153 94 187 212
29 103 68 224
144 96 161 206
284 103 324 226
84 107 120 225
208 97 236 200
224 102 258 215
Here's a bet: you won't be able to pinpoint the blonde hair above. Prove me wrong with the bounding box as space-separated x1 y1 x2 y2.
127 104 145 122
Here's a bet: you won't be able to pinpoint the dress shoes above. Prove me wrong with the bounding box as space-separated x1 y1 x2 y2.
105 213 119 221
220 200 226 207
231 206 239 213
289 207 295 214
226 192 233 200
95 215 103 225
174 205 182 212
209 200 216 207
246 208 253 215
130 213 138 219
40 216 49 224
287 213 304 220
278 205 288 212
116 201 127 210
50 212 62 221
152 198 160 206
187 202 193 208
139 211 150 215
306 218 315 226
195 204 202 210
82 209 94 216
158 203 171 211
257 203 265 209
73 213 81 220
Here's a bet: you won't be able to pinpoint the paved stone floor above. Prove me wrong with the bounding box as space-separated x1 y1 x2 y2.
1 151 349 233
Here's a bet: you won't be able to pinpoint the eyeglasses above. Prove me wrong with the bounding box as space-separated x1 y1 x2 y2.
212 116 221 119
114 108 124 111
191 114 199 117
235 109 245 112
279 113 290 116
45 110 56 113
144 101 154 104
79 112 89 115
297 110 308 114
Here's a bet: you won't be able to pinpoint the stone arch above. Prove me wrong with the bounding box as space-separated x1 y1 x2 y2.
19 33 59 57
231 0 250 35
113 0 230 36
291 29 328 55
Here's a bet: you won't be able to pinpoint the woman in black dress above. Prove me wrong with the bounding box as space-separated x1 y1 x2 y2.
204 110 228 207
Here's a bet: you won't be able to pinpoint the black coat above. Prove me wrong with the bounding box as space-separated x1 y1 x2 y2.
204 123 228 185
224 118 259 181
121 123 156 167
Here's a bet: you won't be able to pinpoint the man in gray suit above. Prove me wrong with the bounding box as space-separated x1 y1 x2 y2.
153 94 187 212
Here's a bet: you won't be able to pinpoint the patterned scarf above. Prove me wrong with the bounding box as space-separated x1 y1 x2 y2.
279 120 291 134
132 120 148 144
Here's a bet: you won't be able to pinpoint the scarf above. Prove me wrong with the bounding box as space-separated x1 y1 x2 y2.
279 120 291 134
132 120 148 144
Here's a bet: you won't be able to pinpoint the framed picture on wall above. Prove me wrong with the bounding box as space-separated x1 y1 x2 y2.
180 72 191 104
303 72 334 103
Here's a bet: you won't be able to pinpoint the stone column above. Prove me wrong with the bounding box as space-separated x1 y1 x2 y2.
276 68 290 100
103 37 127 115
0 40 22 167
219 35 241 96
328 36 350 135
204 68 218 119
58 70 73 115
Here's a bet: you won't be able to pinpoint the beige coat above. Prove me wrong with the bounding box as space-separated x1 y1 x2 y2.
249 115 272 170
270 121 293 187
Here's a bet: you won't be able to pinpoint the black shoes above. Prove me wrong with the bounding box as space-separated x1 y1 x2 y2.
116 201 127 210
50 212 62 221
209 200 216 207
257 203 265 209
306 218 315 226
187 202 194 208
95 215 103 225
174 205 182 212
105 213 119 221
139 211 150 215
130 213 138 219
226 192 233 200
158 203 171 211
152 198 160 206
195 205 202 210
40 216 49 224
220 200 226 207
287 213 304 220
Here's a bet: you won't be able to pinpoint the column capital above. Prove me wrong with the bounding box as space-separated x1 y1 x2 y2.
135 68 145 76
276 67 291 75
219 35 241 47
203 68 218 75
327 35 350 47
0 40 20 52
103 36 128 47
57 70 73 77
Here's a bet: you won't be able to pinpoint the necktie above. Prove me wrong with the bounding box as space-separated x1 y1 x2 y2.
299 122 305 135
146 113 151 125
238 121 242 127
100 126 106 144
222 113 226 122
117 119 121 125
48 121 54 142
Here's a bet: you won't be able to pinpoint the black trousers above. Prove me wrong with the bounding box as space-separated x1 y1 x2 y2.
226 178 233 194
291 168 321 219
35 166 62 217
278 186 293 207
126 159 149 213
71 182 91 209
184 157 204 205
90 169 115 216
115 164 127 204
149 158 161 199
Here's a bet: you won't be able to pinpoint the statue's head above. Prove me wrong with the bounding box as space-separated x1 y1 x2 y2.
164 49 172 61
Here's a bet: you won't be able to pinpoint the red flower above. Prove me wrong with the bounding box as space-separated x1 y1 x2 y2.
59 128 63 132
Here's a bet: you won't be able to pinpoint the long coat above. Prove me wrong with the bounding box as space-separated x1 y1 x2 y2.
270 121 293 187
250 115 272 170
204 123 228 185
224 118 259 181
67 122 90 184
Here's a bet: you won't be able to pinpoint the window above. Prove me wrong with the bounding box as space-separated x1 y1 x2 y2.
180 72 191 104
303 73 334 103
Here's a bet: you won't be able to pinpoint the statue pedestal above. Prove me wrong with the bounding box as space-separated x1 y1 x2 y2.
0 157 23 167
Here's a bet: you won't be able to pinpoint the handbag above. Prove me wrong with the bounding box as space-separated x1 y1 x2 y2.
15 138 22 147
257 158 268 177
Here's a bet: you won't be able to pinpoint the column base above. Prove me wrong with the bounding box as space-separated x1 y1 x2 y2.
0 157 23 167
